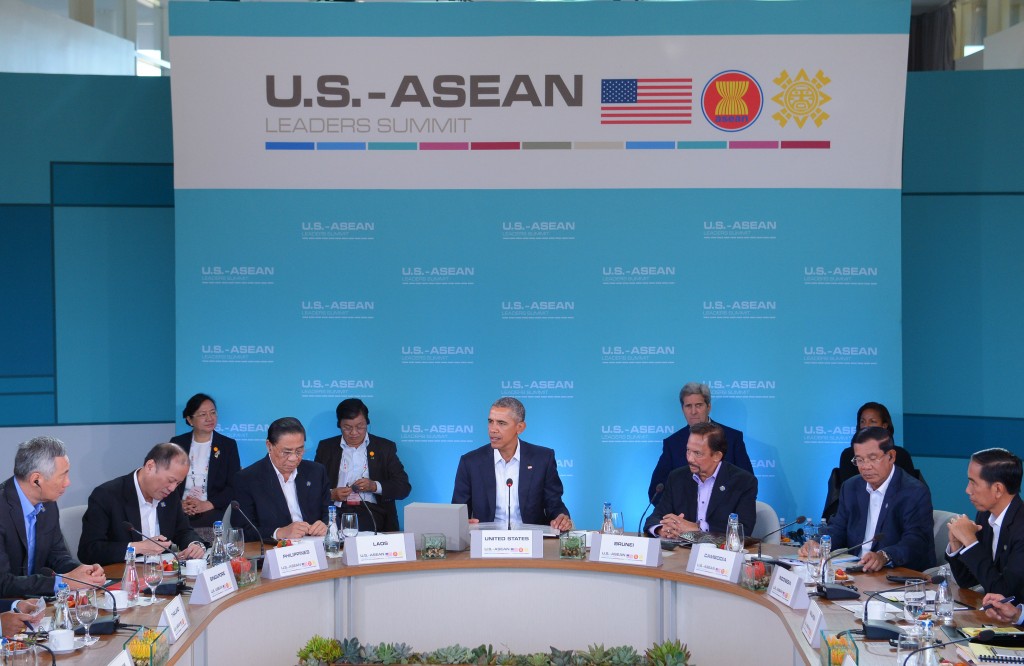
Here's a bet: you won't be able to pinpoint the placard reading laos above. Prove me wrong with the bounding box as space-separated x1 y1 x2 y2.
170 1 909 526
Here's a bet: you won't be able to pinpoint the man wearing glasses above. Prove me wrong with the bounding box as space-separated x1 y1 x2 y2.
234 417 330 541
799 426 935 572
314 399 412 533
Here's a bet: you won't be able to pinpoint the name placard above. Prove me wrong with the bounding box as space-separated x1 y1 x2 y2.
262 540 327 579
106 651 133 666
685 543 742 583
588 534 661 567
768 563 810 609
470 530 542 558
158 595 189 643
344 533 416 566
800 599 827 648
189 562 237 605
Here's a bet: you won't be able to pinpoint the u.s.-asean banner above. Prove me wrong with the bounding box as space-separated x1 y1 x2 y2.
170 0 908 527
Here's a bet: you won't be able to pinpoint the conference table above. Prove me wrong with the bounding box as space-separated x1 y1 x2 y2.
47 539 993 666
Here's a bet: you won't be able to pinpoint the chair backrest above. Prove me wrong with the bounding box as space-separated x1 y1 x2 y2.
932 509 958 567
752 500 781 544
59 504 88 559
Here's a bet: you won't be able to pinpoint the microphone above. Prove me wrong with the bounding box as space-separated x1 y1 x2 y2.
230 500 266 563
755 515 807 560
901 628 994 666
812 533 885 601
121 521 185 594
638 484 665 537
506 478 513 531
121 521 179 556
347 493 380 535
38 568 121 635
862 575 944 640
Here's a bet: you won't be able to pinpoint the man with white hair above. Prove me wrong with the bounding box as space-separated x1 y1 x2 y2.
0 436 106 597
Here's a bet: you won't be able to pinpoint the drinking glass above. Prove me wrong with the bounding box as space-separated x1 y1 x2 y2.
903 579 926 622
804 542 822 584
341 513 359 538
143 557 163 605
74 588 99 646
227 528 245 558
610 512 625 535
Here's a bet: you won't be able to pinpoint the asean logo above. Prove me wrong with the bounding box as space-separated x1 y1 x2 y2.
771 69 831 128
701 70 763 132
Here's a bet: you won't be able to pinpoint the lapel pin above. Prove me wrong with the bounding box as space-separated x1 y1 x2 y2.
719 486 725 492
527 465 533 470
159 501 166 508
306 481 311 487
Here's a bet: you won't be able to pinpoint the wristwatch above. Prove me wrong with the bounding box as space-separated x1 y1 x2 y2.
878 550 891 565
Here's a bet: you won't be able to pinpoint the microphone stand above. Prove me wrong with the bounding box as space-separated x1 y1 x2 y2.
506 478 513 531
122 522 186 594
901 628 994 665
39 569 124 635
811 533 885 601
753 515 807 563
637 484 664 537
230 501 266 566
861 575 943 640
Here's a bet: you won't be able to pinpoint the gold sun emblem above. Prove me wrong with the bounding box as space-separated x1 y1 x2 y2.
771 69 831 128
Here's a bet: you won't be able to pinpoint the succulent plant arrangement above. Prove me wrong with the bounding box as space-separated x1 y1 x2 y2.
298 638 688 666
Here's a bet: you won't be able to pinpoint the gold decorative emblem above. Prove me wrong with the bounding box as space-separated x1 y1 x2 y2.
771 69 831 128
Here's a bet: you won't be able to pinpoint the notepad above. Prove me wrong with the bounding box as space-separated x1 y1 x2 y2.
968 643 1024 663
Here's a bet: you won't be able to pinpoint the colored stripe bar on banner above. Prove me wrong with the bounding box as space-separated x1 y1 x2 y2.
471 142 520 151
367 143 418 151
266 142 314 150
420 142 469 150
678 141 728 150
729 141 779 149
625 141 676 150
317 142 366 151
522 142 572 150
781 141 832 149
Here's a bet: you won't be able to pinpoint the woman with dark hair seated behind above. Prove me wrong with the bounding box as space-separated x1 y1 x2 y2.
822 401 921 521
170 393 241 527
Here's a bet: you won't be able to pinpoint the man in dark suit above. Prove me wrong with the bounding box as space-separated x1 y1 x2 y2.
452 397 572 531
800 426 935 572
314 399 411 533
234 417 330 541
78 443 207 565
648 382 753 502
946 448 1024 601
644 421 757 537
0 436 106 597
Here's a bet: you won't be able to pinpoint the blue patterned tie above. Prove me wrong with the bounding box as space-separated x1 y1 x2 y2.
27 505 43 575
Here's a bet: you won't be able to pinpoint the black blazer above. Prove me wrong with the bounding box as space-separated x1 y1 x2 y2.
170 431 241 523
233 456 330 541
451 441 569 525
78 471 204 565
0 477 80 597
644 461 758 536
648 422 753 501
948 494 1024 599
313 434 412 532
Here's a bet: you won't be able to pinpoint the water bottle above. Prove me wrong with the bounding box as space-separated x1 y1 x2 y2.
209 520 230 566
601 502 614 534
725 513 744 552
935 566 954 624
324 505 341 556
804 519 817 543
819 534 834 584
122 546 140 606
52 582 73 630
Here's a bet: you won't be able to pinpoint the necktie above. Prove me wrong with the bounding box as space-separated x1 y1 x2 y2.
27 505 43 575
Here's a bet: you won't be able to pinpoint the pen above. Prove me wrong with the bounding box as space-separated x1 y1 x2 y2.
980 595 1016 611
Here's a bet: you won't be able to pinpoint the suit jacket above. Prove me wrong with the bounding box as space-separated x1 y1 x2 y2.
947 495 1024 598
233 456 330 541
78 471 204 565
644 461 758 536
452 441 569 525
170 431 241 522
314 434 412 532
648 421 753 501
824 465 935 571
823 445 922 522
0 477 80 597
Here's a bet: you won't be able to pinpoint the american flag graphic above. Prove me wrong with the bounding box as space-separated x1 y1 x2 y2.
600 78 693 125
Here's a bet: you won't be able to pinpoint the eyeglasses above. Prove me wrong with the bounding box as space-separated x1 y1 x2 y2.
274 446 305 460
192 410 216 419
851 454 888 467
340 423 367 434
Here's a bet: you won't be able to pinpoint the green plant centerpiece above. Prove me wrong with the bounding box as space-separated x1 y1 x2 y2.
298 635 343 666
